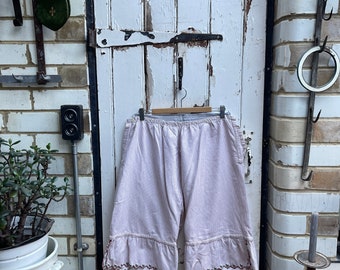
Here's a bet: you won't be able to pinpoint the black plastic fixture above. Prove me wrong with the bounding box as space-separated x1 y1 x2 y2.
60 105 84 141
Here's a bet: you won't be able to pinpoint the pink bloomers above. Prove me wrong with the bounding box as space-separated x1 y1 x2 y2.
103 114 258 270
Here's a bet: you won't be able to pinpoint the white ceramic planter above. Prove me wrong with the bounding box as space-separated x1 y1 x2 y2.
19 237 63 270
0 233 49 269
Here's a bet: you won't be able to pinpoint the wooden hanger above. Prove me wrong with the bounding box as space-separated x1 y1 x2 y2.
151 106 212 115
139 105 225 120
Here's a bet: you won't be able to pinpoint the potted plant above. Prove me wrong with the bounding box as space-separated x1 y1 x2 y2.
0 138 70 269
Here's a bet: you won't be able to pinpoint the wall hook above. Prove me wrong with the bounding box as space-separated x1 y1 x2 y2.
301 170 313 181
322 0 333 21
12 73 23 82
312 109 321 123
309 108 321 124
297 0 336 182
319 36 328 52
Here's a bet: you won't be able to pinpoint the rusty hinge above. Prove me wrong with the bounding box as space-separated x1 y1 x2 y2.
92 29 223 48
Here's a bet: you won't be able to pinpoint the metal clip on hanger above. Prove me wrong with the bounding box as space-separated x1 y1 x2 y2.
138 108 145 121
219 105 226 118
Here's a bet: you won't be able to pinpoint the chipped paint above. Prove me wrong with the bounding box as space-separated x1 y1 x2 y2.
144 0 153 31
145 56 153 111
243 0 252 45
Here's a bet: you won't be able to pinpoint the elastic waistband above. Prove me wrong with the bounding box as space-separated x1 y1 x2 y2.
129 114 232 127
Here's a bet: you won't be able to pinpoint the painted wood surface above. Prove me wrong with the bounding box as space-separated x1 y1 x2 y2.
95 0 266 266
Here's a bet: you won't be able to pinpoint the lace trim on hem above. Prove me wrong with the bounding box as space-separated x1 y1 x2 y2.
103 263 157 270
103 263 252 270
102 239 160 270
206 237 253 270
207 264 252 270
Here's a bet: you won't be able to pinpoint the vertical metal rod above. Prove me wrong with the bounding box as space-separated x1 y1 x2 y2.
32 0 48 84
72 141 84 270
12 0 23 26
301 0 324 180
308 212 319 263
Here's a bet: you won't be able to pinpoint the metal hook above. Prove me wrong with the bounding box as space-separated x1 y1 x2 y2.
312 109 322 123
322 0 333 21
12 73 23 82
301 170 313 181
319 36 328 52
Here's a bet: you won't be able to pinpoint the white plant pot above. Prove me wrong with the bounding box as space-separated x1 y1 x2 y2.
0 233 48 269
0 215 56 269
19 237 63 270
0 236 63 270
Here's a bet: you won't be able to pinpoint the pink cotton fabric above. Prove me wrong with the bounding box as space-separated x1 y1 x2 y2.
103 115 258 270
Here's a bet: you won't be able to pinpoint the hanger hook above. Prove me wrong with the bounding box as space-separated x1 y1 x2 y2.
322 0 333 21
180 88 187 108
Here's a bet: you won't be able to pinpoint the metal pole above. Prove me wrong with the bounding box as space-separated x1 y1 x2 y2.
294 212 330 269
307 213 319 270
72 141 84 270
301 0 324 180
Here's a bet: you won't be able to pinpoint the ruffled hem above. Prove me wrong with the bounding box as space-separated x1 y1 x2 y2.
102 234 178 270
185 234 258 270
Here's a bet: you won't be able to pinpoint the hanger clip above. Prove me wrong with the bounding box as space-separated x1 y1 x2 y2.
138 108 145 121
220 105 226 118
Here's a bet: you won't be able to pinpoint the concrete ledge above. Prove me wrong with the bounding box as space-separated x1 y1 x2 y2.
267 225 337 257
266 243 303 270
271 95 340 118
270 140 340 166
268 182 340 213
273 19 314 46
275 0 338 20
268 160 305 189
267 203 307 234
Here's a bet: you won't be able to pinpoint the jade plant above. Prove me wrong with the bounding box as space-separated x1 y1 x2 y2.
0 138 70 249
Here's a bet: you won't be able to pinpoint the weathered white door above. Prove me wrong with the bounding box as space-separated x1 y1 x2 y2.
94 0 266 266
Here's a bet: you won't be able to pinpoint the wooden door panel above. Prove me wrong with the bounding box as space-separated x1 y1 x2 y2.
176 0 211 108
96 0 266 264
111 0 143 30
209 1 243 119
177 45 210 107
112 47 145 164
178 0 211 32
146 1 176 110
146 46 175 109
147 0 176 32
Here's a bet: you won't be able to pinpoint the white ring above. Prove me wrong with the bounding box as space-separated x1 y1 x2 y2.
297 46 340 92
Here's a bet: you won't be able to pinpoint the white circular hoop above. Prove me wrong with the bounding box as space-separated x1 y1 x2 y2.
297 46 340 92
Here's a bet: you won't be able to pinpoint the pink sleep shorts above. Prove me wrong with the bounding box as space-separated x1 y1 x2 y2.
103 114 258 270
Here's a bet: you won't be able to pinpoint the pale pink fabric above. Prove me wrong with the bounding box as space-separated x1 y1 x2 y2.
103 115 258 270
